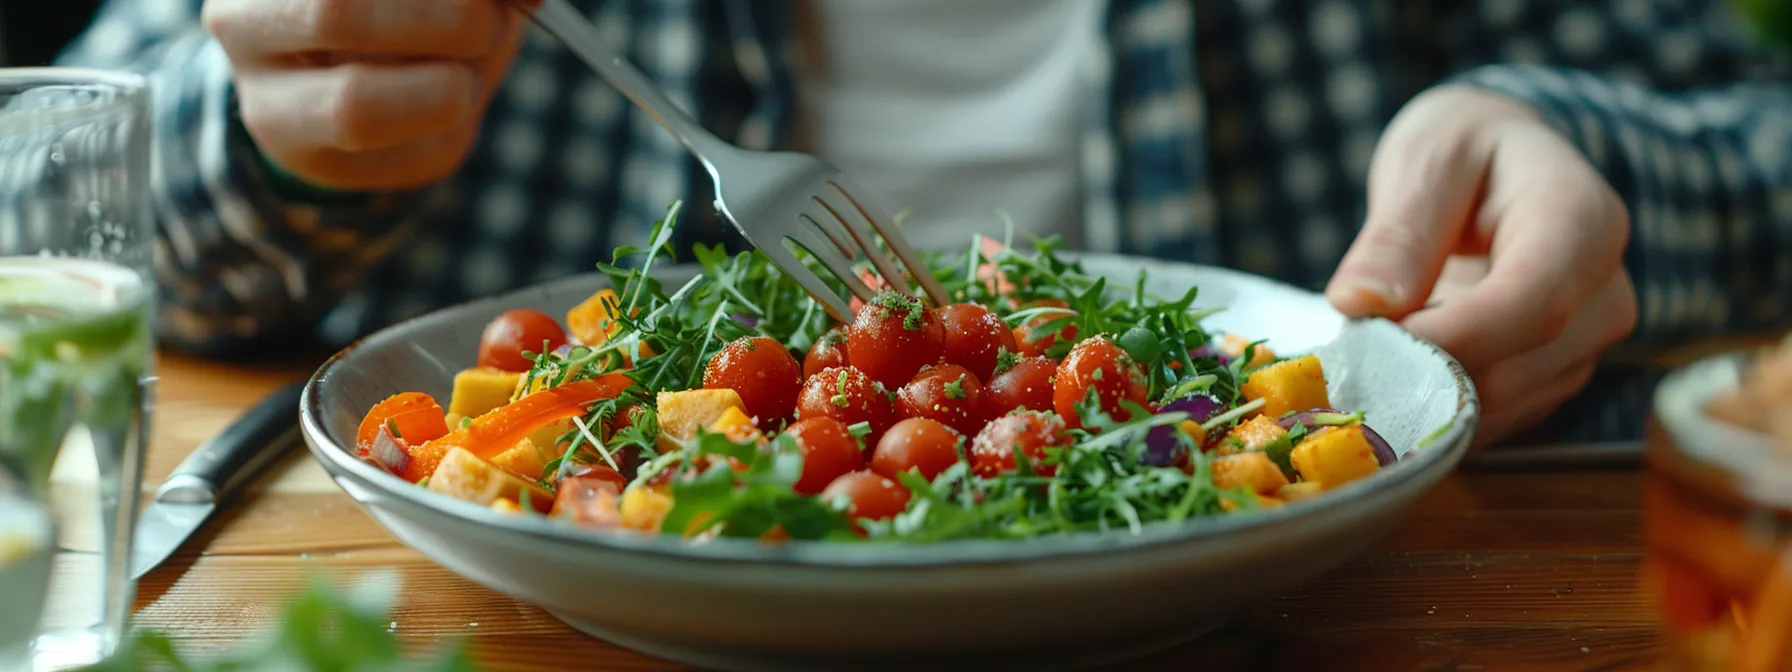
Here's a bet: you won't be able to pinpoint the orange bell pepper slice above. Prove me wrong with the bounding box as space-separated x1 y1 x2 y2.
357 392 451 454
403 374 633 482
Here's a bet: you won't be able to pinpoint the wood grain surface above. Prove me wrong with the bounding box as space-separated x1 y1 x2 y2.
130 351 1671 671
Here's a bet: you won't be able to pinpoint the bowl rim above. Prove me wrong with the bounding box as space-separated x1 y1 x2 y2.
300 257 1481 568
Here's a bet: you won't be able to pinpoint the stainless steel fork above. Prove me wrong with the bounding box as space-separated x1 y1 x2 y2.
521 0 950 322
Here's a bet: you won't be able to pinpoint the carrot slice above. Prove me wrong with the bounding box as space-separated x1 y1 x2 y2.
403 374 633 482
357 392 450 454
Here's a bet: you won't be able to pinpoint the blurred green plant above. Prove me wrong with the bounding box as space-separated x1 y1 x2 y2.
86 572 475 672
1735 0 1792 46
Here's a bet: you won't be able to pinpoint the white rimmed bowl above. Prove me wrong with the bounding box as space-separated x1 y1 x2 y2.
300 254 1479 671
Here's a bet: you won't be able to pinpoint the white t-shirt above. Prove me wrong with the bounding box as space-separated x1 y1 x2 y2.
796 0 1104 252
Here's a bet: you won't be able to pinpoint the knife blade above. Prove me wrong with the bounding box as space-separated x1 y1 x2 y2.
131 381 306 580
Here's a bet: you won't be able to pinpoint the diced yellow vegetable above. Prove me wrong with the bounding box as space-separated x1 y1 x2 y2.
1211 451 1291 495
1276 481 1324 502
449 367 523 418
657 389 746 450
427 446 552 511
444 413 465 429
1222 415 1289 454
1290 425 1381 489
489 438 549 481
566 288 655 363
708 406 765 444
1221 334 1277 369
527 417 577 451
567 288 623 346
619 485 673 532
1241 354 1331 419
1221 492 1288 512
491 499 524 515
1178 419 1207 448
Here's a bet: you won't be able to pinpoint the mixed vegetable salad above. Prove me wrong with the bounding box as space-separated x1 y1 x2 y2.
354 205 1397 542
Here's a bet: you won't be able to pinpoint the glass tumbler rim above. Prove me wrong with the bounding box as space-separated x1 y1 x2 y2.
1650 351 1792 510
0 67 146 94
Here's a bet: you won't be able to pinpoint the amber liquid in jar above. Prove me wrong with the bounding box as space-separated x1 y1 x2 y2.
1643 416 1792 671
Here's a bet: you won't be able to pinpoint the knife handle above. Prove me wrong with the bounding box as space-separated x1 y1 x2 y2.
154 381 306 505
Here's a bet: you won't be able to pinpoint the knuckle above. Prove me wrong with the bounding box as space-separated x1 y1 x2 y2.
304 0 359 46
200 0 247 47
1537 296 1576 344
1354 221 1432 265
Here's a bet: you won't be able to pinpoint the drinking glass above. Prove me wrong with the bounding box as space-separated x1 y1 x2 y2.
1644 352 1790 672
0 68 154 671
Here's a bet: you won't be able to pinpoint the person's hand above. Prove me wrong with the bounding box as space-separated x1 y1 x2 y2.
204 0 528 190
1325 84 1639 447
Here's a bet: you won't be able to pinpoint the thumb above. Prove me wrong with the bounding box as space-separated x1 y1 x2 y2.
1326 127 1492 320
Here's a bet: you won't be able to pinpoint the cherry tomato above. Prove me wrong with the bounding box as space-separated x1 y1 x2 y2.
847 269 885 317
895 364 988 436
551 476 624 527
871 417 963 482
703 336 804 428
1013 310 1077 359
820 470 912 521
784 417 866 496
937 303 1019 381
847 290 945 387
558 462 628 492
970 410 1072 477
986 354 1058 417
803 326 851 379
797 366 899 447
1053 336 1151 430
478 308 570 372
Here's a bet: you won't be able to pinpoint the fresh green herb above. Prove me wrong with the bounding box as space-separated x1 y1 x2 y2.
88 573 471 672
384 419 402 440
658 431 857 540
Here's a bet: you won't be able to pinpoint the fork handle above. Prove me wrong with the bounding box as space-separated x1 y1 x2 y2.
519 0 730 160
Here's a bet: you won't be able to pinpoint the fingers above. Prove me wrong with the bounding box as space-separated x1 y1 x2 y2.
276 125 484 191
1402 128 1629 370
1463 271 1637 446
1475 359 1597 448
239 62 484 154
1325 95 1494 319
205 0 509 61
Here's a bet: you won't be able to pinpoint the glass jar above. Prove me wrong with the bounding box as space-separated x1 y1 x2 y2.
1644 353 1791 672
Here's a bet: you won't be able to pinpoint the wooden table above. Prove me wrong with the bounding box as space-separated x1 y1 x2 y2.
134 351 1668 671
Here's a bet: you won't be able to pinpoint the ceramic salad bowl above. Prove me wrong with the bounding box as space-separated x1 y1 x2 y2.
299 254 1479 671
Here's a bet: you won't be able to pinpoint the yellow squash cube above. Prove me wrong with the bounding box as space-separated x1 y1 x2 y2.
1211 451 1292 495
1290 425 1381 489
1220 334 1277 369
657 389 746 450
619 485 673 532
567 288 624 346
427 446 552 511
1276 481 1325 502
1241 354 1331 419
488 438 550 482
708 406 766 444
1221 415 1289 455
1177 419 1208 448
448 367 523 418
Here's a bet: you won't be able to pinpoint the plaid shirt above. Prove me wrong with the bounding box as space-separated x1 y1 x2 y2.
55 0 1792 441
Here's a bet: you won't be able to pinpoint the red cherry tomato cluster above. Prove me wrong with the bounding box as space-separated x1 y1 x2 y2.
751 291 1151 523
